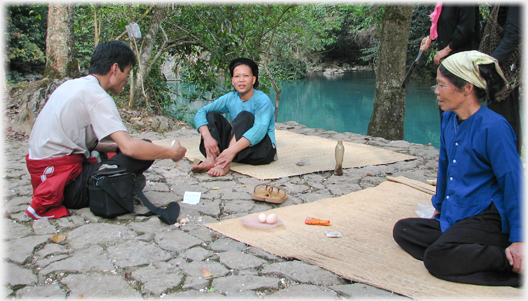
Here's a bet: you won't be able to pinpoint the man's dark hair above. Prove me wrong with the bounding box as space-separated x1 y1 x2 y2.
229 58 259 89
89 41 137 75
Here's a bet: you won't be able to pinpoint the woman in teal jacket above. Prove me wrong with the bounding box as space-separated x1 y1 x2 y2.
192 58 276 177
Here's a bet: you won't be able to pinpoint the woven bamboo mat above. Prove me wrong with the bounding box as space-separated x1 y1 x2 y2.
154 130 416 180
204 177 521 299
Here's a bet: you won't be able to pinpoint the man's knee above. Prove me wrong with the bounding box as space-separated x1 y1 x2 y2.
423 243 451 277
206 111 224 123
393 218 413 244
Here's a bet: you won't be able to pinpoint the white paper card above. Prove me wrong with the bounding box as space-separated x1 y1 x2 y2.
182 191 201 205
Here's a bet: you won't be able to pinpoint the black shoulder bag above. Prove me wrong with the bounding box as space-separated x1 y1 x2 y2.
88 167 180 224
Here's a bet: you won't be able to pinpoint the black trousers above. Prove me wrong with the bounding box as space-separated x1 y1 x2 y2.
62 140 154 209
488 87 522 154
200 111 276 165
393 203 521 287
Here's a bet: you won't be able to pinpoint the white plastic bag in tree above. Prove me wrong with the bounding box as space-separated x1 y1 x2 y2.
126 22 141 40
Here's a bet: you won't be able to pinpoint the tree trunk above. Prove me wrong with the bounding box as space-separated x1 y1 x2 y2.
264 63 281 122
43 3 79 79
367 5 413 140
129 5 166 108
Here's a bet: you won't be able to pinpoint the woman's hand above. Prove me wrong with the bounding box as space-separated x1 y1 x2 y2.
214 148 236 169
203 135 220 158
506 242 524 274
434 45 452 65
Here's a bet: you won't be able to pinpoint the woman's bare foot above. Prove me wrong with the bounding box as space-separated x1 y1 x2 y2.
207 163 231 177
191 157 215 173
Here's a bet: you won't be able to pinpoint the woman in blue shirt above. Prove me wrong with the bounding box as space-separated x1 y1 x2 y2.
192 58 276 177
393 51 523 287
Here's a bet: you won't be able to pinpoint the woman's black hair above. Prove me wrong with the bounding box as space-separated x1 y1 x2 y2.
89 41 137 75
229 58 259 89
439 63 506 103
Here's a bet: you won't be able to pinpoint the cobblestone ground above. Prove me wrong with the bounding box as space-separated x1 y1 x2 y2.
3 121 439 299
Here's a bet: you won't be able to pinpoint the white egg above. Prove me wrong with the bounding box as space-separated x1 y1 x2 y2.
266 213 277 224
258 213 267 223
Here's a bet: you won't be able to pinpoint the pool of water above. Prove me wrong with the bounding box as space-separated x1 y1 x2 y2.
270 71 441 148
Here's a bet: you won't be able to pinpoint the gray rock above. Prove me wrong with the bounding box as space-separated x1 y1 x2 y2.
212 275 279 295
66 223 136 249
181 276 210 291
6 235 49 264
181 224 216 243
36 243 69 258
4 196 31 214
208 238 248 252
223 199 255 214
9 212 33 222
154 230 203 252
71 207 100 223
128 216 173 234
56 215 85 228
135 232 154 242
107 240 172 268
191 198 221 217
15 284 66 299
217 250 266 270
143 190 180 207
267 284 337 299
36 254 69 268
32 218 56 235
262 261 346 286
329 283 408 299
178 260 230 278
39 245 114 276
130 262 184 295
4 263 37 286
61 274 142 298
4 221 32 240
181 246 214 261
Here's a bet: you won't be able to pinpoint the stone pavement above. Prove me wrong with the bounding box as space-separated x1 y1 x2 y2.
3 121 440 299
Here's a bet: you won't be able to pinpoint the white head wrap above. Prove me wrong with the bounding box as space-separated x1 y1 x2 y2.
441 50 507 90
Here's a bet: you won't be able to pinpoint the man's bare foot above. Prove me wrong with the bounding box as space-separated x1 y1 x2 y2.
191 158 215 173
207 163 231 177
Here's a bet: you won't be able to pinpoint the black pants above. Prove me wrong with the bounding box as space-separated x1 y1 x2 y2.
488 87 522 154
200 111 276 165
393 203 521 287
62 140 154 209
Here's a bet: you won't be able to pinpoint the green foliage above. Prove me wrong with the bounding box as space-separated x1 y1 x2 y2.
73 4 96 72
406 4 437 81
265 60 306 81
6 5 48 82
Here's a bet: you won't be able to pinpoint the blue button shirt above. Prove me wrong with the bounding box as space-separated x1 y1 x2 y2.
432 107 522 242
194 90 276 147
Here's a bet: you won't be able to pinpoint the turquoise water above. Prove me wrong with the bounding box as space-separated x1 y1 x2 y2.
270 71 441 148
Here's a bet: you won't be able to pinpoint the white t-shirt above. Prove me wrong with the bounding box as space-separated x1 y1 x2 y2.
28 75 128 159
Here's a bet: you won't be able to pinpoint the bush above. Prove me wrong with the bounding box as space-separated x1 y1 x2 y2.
265 59 307 81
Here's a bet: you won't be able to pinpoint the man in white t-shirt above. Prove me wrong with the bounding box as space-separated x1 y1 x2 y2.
25 41 186 220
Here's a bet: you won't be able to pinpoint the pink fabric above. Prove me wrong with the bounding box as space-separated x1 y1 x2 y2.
429 2 443 40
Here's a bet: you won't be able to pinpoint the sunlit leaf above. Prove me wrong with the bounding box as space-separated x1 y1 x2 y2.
201 266 213 277
50 234 66 243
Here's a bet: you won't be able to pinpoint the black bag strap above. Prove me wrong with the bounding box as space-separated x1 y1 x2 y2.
133 181 180 224
98 175 134 211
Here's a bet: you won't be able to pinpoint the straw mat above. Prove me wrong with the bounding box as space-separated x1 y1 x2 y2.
204 177 521 299
154 130 416 180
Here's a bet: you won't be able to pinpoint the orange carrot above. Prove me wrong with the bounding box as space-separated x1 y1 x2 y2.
305 217 330 226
